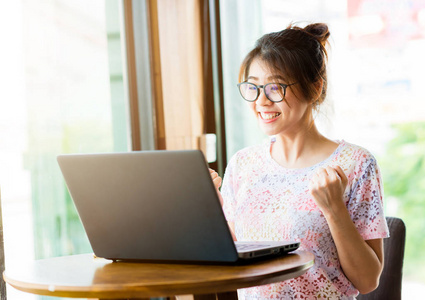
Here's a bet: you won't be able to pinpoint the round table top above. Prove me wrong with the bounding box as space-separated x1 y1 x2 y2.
3 251 314 299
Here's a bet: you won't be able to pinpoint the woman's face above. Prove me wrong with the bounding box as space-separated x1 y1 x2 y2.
245 58 313 137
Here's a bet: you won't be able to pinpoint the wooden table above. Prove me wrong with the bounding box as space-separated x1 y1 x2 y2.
3 251 314 300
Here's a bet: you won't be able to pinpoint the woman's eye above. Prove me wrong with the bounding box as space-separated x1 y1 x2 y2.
269 84 280 92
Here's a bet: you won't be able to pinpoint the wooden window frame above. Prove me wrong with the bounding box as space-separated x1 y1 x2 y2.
122 0 227 173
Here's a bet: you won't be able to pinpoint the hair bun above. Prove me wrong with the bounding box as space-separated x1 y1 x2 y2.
304 23 330 46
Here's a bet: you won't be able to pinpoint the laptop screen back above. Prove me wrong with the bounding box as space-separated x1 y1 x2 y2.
57 150 238 262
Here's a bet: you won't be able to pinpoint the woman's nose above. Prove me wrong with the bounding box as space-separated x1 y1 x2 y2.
256 88 272 106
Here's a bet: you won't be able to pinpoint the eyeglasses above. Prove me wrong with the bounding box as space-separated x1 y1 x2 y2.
237 82 297 103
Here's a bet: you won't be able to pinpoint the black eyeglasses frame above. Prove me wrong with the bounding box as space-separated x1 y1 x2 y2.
236 82 297 103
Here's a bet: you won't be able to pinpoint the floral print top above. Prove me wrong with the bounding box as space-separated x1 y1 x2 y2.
221 139 389 299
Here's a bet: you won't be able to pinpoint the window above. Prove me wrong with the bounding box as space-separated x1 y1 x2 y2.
0 1 131 299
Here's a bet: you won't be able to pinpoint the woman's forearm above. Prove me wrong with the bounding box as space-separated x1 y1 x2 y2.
228 221 237 241
324 206 384 294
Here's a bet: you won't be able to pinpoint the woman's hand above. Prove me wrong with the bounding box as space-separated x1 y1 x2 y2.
209 168 223 206
209 168 222 190
309 165 348 217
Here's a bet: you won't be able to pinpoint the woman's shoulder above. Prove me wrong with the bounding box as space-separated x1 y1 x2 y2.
228 140 270 167
334 140 379 174
336 140 376 161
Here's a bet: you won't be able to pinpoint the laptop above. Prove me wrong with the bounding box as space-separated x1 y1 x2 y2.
57 150 299 263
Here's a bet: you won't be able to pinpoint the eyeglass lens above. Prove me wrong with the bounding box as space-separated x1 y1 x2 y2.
239 83 285 102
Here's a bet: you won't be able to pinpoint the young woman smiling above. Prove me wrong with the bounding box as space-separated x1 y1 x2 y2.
209 23 389 299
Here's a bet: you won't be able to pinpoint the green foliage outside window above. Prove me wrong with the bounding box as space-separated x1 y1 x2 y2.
379 122 425 281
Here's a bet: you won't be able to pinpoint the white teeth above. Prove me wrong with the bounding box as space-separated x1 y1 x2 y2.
260 112 281 120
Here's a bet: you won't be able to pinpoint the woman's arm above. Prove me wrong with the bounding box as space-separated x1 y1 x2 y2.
209 169 237 241
309 166 384 294
324 206 383 294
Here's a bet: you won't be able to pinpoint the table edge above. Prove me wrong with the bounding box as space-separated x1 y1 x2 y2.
3 251 315 298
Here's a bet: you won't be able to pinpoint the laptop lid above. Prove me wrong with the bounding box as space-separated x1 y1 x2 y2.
57 150 240 262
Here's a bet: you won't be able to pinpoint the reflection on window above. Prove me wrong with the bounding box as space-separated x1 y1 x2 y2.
0 1 129 299
220 0 425 296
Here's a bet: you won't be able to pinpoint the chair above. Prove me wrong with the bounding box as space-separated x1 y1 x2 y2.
357 217 406 300
0 188 6 299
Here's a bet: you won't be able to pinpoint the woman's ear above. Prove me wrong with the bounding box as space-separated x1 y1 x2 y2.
310 78 324 105
314 78 324 98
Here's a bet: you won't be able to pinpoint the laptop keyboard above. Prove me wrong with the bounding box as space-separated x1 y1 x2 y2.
235 243 271 251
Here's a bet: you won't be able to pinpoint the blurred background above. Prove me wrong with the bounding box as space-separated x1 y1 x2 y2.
0 0 424 299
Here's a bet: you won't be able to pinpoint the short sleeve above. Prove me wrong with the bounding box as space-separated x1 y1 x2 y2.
220 155 238 223
347 157 390 240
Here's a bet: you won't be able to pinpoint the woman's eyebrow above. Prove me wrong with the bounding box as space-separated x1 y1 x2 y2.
246 75 286 81
246 75 258 81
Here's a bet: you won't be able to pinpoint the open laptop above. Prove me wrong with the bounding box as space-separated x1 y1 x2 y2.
57 150 299 263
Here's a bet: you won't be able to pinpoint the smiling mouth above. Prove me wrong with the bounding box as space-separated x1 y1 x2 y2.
259 112 281 120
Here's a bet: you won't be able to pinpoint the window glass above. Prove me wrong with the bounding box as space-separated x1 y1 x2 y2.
0 1 129 299
220 0 425 296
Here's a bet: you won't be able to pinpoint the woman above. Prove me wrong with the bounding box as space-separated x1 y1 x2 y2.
210 23 389 299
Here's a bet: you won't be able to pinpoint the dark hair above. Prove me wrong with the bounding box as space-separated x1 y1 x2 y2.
238 23 330 107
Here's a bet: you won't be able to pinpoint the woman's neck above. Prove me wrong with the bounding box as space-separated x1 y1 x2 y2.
270 124 337 169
